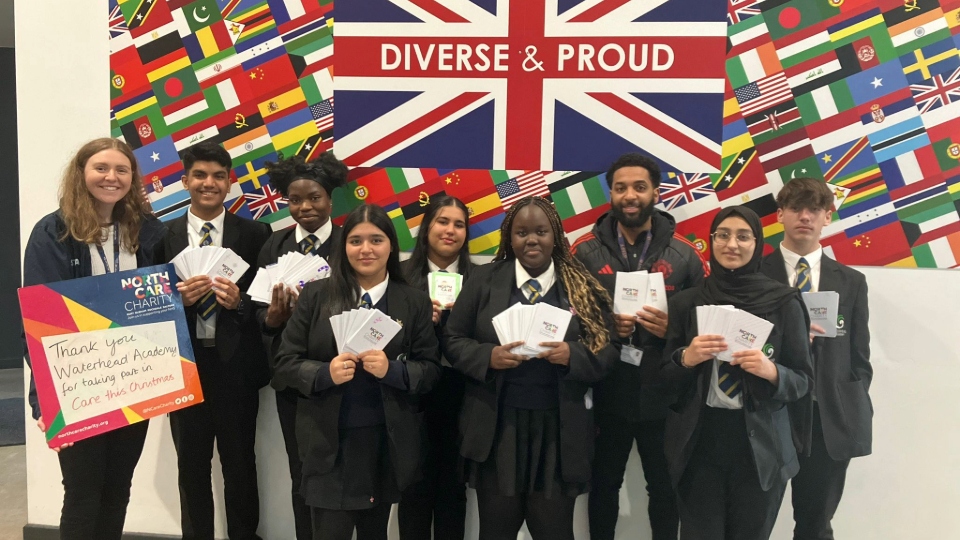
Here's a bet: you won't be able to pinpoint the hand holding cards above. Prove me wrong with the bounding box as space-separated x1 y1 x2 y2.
249 252 331 303
614 271 668 315
330 308 402 355
172 245 249 283
492 303 573 357
802 291 839 337
696 305 773 362
428 271 462 307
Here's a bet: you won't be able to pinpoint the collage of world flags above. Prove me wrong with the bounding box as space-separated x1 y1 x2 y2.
109 0 960 267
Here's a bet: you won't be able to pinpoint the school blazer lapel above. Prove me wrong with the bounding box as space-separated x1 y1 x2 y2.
488 262 516 315
764 249 790 285
221 211 241 251
167 215 190 257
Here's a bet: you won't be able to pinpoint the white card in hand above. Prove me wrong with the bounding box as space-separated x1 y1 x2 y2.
429 271 462 307
343 309 402 354
802 291 839 338
645 272 668 314
207 248 250 283
716 310 774 363
519 303 573 355
614 271 649 315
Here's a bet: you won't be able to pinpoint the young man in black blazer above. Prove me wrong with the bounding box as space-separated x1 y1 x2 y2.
156 142 272 540
570 153 707 540
761 178 873 540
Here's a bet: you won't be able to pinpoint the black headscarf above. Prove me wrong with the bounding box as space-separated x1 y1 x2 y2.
698 206 800 315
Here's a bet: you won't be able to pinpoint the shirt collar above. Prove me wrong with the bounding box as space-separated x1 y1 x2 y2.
186 207 226 237
295 219 332 246
780 243 823 270
515 259 555 294
427 257 459 274
359 273 390 307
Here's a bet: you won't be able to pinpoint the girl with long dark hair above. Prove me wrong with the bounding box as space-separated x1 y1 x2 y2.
398 195 473 539
273 204 441 540
443 196 619 540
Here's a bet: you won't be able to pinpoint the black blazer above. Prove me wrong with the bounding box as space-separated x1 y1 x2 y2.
761 250 872 459
155 211 272 390
442 261 620 484
273 279 441 493
662 288 813 491
254 224 342 390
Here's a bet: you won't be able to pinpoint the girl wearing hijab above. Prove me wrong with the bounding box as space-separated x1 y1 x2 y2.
662 206 813 540
256 152 347 540
398 195 473 540
273 204 441 540
444 196 618 540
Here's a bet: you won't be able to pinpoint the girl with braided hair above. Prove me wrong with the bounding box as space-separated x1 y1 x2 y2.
254 151 347 540
443 196 619 540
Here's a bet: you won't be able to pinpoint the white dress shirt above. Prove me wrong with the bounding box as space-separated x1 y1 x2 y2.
88 225 137 276
359 273 390 307
295 219 332 247
780 244 823 292
427 257 459 274
515 259 556 301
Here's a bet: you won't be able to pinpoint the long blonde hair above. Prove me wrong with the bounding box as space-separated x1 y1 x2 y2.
59 138 147 251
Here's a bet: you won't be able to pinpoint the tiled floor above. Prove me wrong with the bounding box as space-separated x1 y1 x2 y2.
0 368 27 539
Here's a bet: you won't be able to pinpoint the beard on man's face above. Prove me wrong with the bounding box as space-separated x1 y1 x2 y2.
611 200 655 229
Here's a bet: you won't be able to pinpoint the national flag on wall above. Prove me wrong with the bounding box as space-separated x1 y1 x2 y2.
495 171 551 210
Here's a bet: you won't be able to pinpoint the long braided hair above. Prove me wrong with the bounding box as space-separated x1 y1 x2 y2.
493 196 613 354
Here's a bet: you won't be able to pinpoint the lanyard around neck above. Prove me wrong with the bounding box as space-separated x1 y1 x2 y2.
95 223 121 274
617 227 652 271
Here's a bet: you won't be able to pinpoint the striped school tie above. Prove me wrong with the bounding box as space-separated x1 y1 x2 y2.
796 257 812 293
523 279 542 304
197 222 219 320
300 234 318 255
360 292 373 309
718 362 742 398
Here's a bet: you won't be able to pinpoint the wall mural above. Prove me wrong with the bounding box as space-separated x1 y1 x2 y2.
110 0 960 267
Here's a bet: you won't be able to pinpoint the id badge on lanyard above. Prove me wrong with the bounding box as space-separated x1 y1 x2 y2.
95 223 121 273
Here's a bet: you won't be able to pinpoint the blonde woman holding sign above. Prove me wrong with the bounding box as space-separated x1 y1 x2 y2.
22 137 167 539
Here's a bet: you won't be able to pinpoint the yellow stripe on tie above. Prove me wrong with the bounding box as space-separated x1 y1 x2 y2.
258 88 307 119
829 14 884 42
724 381 741 396
146 56 191 83
718 373 730 384
271 121 319 150
115 96 159 122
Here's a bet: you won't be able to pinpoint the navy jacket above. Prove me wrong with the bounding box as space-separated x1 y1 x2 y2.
21 210 167 419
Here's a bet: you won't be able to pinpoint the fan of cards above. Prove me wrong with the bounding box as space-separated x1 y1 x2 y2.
492 303 573 357
614 271 668 315
172 246 250 283
331 308 402 354
249 252 331 303
696 305 774 363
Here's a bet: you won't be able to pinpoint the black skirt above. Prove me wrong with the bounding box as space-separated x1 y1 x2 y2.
302 424 401 511
465 405 586 498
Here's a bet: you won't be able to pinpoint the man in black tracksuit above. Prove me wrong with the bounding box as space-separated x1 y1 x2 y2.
572 153 707 540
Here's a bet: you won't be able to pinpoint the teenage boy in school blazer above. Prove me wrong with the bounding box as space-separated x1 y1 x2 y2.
761 178 872 540
155 142 272 540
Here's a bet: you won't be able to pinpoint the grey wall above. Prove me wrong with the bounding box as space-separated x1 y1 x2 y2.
0 0 19 369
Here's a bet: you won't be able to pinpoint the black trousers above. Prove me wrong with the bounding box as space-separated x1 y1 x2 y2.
398 367 467 540
474 457 576 540
170 347 262 540
589 414 679 540
276 388 312 540
311 504 392 540
676 408 786 540
57 421 148 540
791 405 850 540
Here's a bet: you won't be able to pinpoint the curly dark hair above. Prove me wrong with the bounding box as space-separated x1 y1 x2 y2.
266 152 348 198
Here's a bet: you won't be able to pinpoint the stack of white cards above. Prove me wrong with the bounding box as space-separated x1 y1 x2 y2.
331 308 402 354
172 246 250 283
802 291 840 338
428 271 463 306
248 253 331 303
492 303 573 357
697 305 774 362
614 271 668 315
